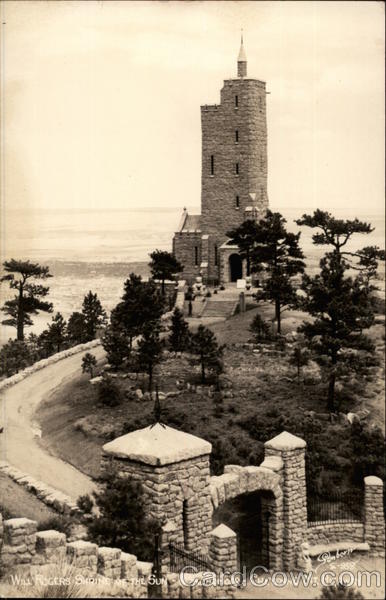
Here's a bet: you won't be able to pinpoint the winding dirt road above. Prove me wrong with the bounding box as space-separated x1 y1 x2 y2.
0 345 106 502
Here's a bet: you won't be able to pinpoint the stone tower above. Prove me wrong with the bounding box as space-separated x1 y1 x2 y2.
173 37 269 284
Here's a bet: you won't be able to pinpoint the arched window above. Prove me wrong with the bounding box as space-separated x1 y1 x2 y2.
236 195 240 208
236 162 239 175
235 95 239 107
210 155 214 176
214 245 218 266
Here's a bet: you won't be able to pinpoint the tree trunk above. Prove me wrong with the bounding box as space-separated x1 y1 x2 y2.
161 279 165 296
275 300 281 334
327 371 336 412
148 365 153 391
17 287 24 341
297 363 300 383
246 251 250 277
201 360 206 383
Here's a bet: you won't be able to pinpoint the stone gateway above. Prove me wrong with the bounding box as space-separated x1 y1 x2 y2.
101 426 385 574
173 37 269 285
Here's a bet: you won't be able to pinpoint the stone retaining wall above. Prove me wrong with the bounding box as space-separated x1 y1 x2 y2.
306 523 365 546
0 462 82 517
0 339 101 392
0 513 235 599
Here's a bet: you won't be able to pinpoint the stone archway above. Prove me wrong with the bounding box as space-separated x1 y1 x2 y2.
229 253 242 282
212 489 273 571
209 465 284 570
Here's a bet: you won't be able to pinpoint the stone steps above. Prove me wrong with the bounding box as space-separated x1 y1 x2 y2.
201 300 238 318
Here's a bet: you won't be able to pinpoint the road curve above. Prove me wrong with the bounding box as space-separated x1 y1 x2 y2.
0 345 106 503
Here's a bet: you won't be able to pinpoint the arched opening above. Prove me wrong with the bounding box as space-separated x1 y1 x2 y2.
212 490 273 572
229 253 242 282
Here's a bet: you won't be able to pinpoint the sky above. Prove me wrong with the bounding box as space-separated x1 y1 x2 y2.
1 0 385 218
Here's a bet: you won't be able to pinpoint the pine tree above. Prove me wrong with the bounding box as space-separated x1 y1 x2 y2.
296 210 384 412
45 312 67 353
226 220 261 276
81 291 107 341
136 321 163 391
102 324 131 370
85 471 159 561
82 352 97 379
149 250 183 295
249 313 271 343
168 307 190 352
190 325 224 383
0 339 31 376
250 211 305 334
289 345 310 383
67 311 88 345
0 259 53 340
111 274 164 347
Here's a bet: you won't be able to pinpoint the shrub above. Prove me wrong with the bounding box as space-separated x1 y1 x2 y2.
249 314 272 343
319 583 364 599
87 471 159 561
77 494 94 514
206 291 212 298
37 515 73 538
98 375 122 407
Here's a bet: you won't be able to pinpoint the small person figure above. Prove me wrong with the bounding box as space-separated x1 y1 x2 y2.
188 300 193 317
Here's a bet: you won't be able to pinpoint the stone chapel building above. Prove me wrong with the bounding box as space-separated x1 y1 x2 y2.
173 38 269 285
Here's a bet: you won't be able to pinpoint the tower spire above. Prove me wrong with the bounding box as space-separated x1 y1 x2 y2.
237 30 247 78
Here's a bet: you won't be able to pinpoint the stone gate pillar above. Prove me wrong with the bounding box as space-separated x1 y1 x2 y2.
364 476 385 557
264 431 307 570
101 424 213 554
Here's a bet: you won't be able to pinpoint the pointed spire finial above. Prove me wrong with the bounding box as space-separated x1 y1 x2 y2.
237 30 247 77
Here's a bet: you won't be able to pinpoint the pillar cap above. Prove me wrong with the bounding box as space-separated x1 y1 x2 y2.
264 431 306 451
209 524 237 539
364 475 383 487
102 424 211 466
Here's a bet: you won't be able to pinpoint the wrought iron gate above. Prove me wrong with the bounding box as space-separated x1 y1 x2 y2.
169 542 213 573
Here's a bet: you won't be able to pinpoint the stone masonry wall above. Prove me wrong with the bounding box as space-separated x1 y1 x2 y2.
364 476 385 557
306 523 365 546
101 453 213 554
201 78 268 240
0 514 235 599
173 231 202 283
0 339 101 392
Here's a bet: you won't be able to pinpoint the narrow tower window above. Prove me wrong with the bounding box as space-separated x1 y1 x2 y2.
182 500 189 548
194 246 198 266
236 195 240 208
214 245 218 266
236 162 239 175
210 155 214 176
235 95 238 107
235 130 239 143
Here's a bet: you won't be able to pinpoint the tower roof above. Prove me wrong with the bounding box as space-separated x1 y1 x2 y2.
238 34 247 62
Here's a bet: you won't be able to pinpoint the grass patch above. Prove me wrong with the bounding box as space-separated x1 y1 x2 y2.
0 472 57 524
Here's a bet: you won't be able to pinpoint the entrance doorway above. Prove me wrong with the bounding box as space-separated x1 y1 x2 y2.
229 254 242 282
212 491 270 572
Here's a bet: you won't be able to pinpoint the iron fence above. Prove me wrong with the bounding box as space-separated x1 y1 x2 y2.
307 491 363 525
168 542 213 573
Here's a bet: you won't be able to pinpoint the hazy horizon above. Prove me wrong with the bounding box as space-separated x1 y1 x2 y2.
1 0 384 229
